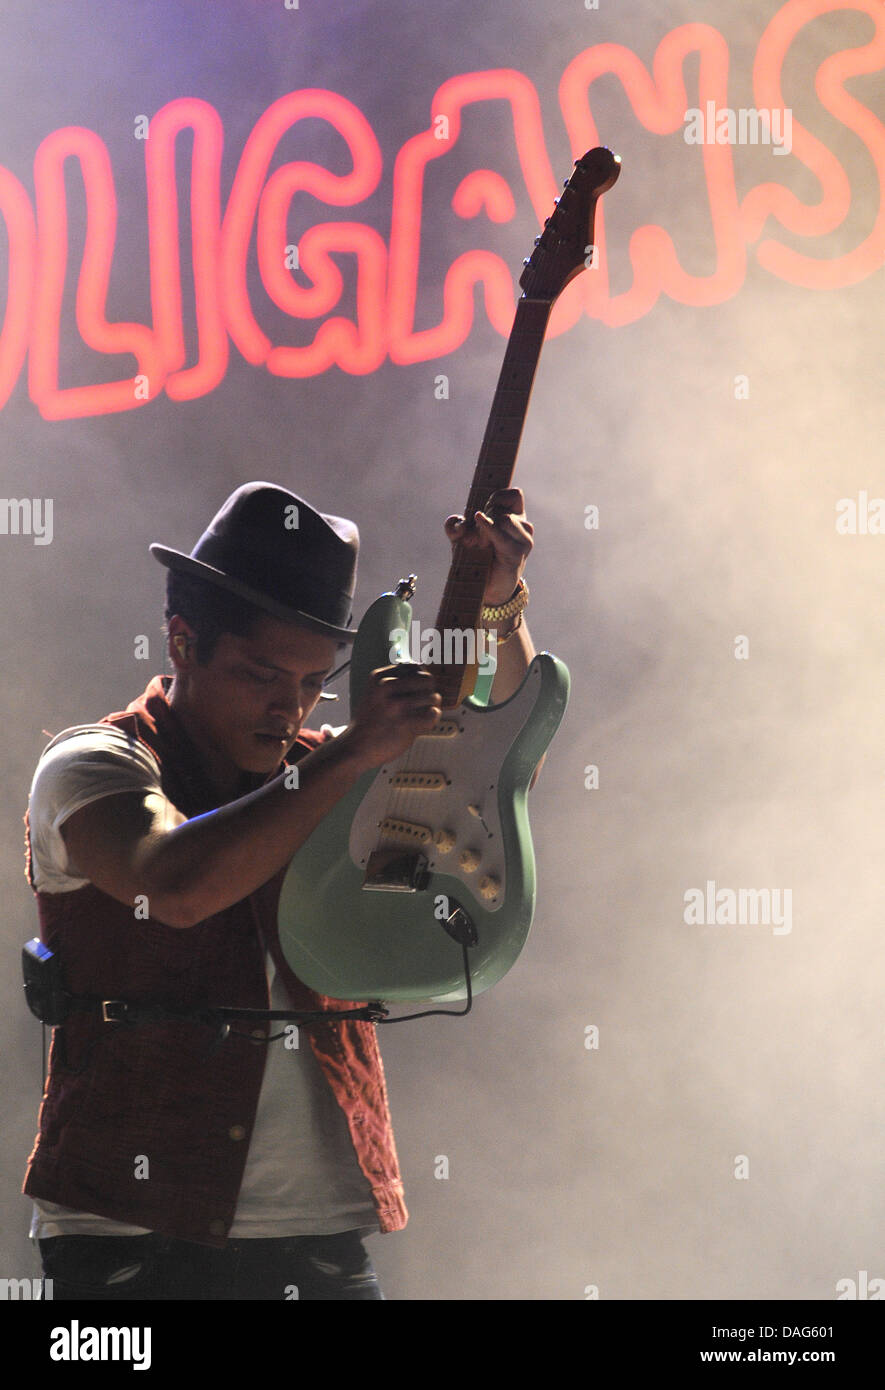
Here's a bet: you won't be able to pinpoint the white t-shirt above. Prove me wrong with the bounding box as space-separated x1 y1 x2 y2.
27 723 377 1240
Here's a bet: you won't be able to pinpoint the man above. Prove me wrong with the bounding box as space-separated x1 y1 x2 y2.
23 479 537 1300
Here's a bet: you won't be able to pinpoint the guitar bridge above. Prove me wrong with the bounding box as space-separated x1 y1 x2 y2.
362 848 429 893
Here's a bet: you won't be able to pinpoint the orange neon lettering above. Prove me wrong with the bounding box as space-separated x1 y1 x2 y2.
389 68 569 363
0 1 877 419
0 167 36 410
29 127 165 419
560 24 746 326
220 89 384 374
744 0 885 288
146 98 228 401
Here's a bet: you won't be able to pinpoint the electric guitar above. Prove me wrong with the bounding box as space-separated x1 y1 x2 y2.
277 146 621 1001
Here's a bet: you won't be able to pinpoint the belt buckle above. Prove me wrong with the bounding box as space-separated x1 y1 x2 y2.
101 1000 125 1023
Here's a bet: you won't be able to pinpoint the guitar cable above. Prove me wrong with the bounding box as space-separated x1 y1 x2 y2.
375 943 473 1024
245 941 474 1042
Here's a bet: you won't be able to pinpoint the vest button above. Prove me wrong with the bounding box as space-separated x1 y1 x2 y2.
228 1124 247 1141
208 1219 226 1237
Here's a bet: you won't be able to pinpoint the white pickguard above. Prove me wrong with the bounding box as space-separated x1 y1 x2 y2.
348 662 544 911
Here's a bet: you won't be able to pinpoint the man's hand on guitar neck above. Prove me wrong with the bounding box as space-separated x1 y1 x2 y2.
444 486 534 606
445 486 538 706
444 487 544 786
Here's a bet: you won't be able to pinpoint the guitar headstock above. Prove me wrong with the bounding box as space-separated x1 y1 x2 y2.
519 146 620 302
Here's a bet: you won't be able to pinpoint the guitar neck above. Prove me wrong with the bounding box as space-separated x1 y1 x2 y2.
429 296 554 708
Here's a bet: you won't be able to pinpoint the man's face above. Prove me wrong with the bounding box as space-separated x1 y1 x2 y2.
177 613 340 784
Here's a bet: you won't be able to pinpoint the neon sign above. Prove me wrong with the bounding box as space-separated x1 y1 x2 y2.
0 0 881 419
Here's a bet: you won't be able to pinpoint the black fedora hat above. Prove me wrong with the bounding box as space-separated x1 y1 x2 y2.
150 482 359 641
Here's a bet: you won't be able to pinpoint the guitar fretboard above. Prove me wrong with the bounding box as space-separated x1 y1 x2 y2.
428 296 554 708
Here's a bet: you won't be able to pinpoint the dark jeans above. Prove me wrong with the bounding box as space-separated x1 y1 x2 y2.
38 1230 384 1300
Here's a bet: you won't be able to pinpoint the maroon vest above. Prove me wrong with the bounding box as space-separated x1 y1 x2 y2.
22 675 407 1245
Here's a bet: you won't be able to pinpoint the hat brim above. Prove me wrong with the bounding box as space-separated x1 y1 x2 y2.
150 545 358 642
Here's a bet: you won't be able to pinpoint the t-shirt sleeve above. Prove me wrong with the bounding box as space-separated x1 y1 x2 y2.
27 725 165 893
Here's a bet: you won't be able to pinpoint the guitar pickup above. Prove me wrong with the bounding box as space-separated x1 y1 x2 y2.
424 719 460 738
388 771 446 789
378 817 432 844
363 848 430 893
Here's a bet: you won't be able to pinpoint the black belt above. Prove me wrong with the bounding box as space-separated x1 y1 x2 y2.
96 997 388 1027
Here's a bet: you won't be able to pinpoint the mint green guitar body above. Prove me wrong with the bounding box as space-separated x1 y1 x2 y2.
277 592 570 1002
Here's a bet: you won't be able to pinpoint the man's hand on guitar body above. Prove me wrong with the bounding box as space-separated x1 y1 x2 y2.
341 663 442 768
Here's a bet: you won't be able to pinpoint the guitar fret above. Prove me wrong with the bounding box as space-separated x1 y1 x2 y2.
479 444 520 465
489 389 530 411
442 594 487 609
445 575 488 590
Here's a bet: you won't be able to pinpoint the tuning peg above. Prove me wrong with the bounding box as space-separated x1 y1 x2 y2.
522 256 531 265
562 177 570 187
534 235 541 245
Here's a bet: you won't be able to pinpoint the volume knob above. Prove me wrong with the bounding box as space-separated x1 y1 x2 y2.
479 875 501 900
459 849 481 873
434 829 456 855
